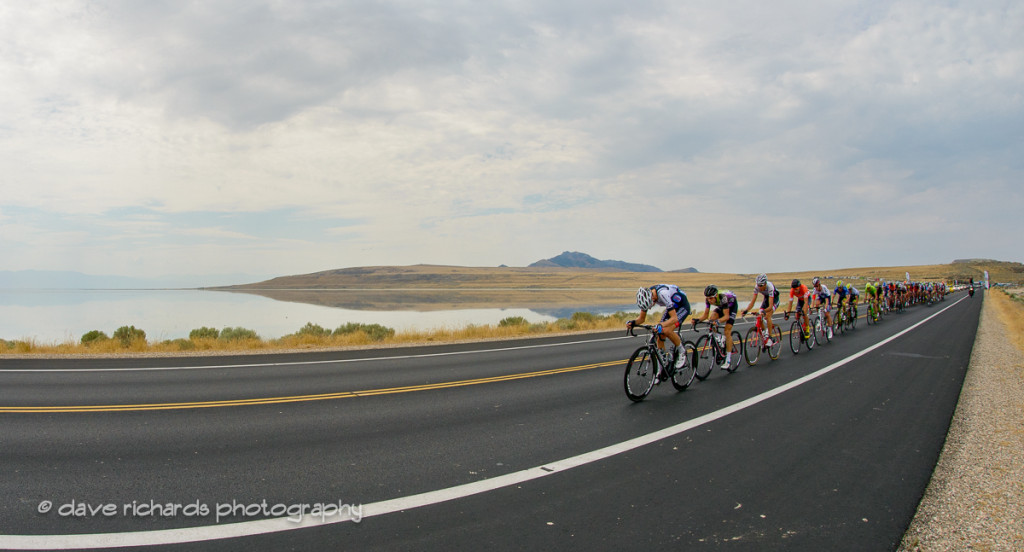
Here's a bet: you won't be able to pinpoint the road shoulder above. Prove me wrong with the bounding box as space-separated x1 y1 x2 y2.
899 293 1024 550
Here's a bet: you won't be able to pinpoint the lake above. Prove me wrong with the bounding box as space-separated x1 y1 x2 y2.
0 289 638 343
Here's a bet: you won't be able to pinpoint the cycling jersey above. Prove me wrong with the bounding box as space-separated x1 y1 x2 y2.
649 284 691 324
706 290 739 325
790 284 811 300
813 285 831 303
754 281 780 310
865 284 880 297
848 286 860 299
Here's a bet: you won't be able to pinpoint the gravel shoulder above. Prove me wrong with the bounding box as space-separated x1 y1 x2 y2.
899 293 1024 551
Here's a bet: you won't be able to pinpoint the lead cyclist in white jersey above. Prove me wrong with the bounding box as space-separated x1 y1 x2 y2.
627 284 692 374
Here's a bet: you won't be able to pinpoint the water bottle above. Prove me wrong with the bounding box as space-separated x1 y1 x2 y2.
716 333 724 347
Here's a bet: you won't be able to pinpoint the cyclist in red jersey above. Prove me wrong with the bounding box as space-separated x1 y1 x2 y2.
783 279 813 338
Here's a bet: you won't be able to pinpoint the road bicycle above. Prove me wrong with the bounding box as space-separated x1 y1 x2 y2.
692 321 742 375
866 300 881 325
741 308 782 365
785 309 815 354
623 324 697 402
811 306 833 345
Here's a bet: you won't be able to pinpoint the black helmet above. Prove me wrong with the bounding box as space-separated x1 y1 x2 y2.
791 279 801 289
703 284 718 297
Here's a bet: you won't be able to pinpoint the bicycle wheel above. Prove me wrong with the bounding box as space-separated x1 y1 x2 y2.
849 307 858 330
727 330 743 372
767 324 783 360
866 305 875 325
744 327 761 366
813 315 828 345
671 341 697 391
803 320 815 350
624 347 657 402
789 321 802 354
693 335 713 381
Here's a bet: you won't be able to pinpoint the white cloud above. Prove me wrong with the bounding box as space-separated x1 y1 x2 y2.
0 0 1021 277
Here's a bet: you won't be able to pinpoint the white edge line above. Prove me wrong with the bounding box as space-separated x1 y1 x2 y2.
0 298 967 549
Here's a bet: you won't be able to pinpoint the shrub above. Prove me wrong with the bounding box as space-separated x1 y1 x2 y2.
333 322 395 341
296 322 332 338
81 330 110 345
219 327 260 341
164 338 195 351
113 325 146 347
498 316 529 327
189 327 220 340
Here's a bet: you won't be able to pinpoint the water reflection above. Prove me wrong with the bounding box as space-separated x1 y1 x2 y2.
0 289 638 343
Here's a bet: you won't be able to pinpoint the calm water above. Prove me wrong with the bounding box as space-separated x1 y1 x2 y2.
0 289 635 343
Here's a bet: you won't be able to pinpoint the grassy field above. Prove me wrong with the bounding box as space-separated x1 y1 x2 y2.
3 260 1021 356
993 287 1024 354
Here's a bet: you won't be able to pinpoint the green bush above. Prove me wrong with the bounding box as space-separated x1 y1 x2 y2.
81 330 109 345
570 312 597 324
296 322 332 337
219 327 260 341
189 327 220 340
164 338 195 351
498 316 529 327
333 322 395 341
113 325 146 347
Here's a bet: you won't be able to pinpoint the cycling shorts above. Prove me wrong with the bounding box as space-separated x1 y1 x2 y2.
760 289 780 311
660 306 690 326
714 299 738 326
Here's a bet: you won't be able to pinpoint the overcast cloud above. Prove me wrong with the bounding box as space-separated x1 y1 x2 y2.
1 0 1021 281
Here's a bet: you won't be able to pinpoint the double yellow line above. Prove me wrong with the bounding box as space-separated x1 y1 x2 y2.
0 360 624 414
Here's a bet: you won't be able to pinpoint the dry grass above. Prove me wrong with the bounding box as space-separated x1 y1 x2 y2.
992 288 1024 355
0 312 636 357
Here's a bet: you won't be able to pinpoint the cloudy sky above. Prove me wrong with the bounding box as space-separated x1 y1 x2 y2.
1 0 1021 282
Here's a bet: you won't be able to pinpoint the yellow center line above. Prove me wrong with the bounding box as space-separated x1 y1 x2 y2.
0 360 625 414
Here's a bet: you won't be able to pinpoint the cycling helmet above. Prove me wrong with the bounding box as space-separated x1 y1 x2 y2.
636 287 653 311
791 279 801 289
755 273 768 286
703 284 718 297
836 280 844 287
812 277 820 286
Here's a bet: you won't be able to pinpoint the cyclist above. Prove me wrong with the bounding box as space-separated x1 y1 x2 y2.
627 285 692 374
833 279 850 319
741 273 779 346
864 280 881 321
847 283 860 315
810 277 833 338
784 279 813 339
691 285 739 369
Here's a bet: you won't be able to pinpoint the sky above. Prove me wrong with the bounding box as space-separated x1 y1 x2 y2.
1 0 1022 283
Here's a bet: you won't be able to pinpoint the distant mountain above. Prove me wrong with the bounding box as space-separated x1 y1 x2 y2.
670 267 700 273
529 251 662 272
0 270 272 289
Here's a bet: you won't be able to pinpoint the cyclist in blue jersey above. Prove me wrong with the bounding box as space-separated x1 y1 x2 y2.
833 280 850 312
691 285 739 369
628 285 692 374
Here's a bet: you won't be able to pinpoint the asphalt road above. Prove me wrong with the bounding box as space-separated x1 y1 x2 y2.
0 292 980 551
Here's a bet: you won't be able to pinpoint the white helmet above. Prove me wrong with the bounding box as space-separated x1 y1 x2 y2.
755 273 768 286
636 287 653 311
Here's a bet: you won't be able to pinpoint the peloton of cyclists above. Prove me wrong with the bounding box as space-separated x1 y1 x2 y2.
691 285 739 369
627 285 692 376
741 273 779 347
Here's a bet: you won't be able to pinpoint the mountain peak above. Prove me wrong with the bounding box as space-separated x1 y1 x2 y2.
528 251 662 272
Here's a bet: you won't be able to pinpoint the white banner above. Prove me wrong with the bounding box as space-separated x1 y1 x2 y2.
984 270 990 289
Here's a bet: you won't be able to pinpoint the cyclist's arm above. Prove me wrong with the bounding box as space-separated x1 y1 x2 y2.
743 293 758 314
